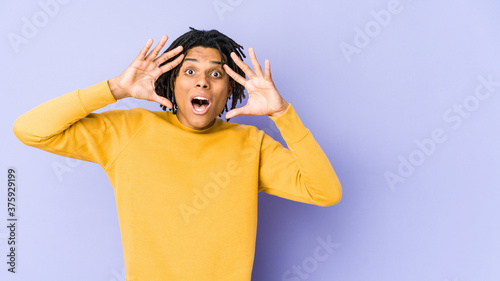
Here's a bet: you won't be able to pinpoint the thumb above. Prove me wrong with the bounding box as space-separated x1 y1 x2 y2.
152 94 173 110
225 106 249 119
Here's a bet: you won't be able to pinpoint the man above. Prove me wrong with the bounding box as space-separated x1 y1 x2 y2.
14 28 342 280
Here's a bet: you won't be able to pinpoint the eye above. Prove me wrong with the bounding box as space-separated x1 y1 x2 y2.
185 69 195 75
211 71 222 78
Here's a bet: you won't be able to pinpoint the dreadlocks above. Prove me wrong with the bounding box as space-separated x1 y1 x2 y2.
155 27 246 116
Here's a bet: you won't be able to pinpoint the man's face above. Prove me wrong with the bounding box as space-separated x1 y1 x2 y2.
174 46 232 130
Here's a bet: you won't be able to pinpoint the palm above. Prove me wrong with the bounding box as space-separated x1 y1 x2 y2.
240 77 282 116
112 35 184 108
119 61 162 100
224 48 288 119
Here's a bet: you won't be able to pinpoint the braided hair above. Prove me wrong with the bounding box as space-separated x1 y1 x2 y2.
155 27 246 116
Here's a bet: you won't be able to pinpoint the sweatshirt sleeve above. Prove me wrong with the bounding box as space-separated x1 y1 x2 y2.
13 81 138 168
257 104 342 206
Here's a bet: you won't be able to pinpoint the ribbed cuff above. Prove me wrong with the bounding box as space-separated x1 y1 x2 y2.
78 80 117 114
269 104 309 144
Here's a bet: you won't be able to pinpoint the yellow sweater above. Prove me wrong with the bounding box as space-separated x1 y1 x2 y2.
13 81 341 280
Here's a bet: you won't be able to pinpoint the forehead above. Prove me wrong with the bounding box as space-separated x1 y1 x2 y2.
184 46 222 62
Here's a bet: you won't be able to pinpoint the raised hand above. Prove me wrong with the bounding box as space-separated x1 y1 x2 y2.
223 48 289 119
108 35 184 109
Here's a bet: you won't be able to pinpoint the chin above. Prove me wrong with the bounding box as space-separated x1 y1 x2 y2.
192 119 215 130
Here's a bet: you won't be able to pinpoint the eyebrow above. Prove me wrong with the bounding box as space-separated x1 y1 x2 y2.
184 58 222 65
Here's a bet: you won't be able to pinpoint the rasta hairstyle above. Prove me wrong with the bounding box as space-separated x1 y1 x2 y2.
154 27 246 116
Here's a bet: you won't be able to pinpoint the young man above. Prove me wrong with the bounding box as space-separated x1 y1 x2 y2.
14 28 342 280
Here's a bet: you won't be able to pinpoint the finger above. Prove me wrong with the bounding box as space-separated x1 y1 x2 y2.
146 35 167 61
264 59 271 79
145 35 168 61
225 106 250 119
135 38 154 61
248 48 264 77
155 45 183 66
223 64 247 86
152 94 173 109
159 53 185 73
230 52 256 79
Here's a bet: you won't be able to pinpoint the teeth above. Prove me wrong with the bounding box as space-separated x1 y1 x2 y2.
192 96 209 113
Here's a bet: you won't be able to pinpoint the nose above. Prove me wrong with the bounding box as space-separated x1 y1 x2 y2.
196 74 209 89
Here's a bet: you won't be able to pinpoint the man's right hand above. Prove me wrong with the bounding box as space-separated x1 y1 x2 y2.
108 35 184 109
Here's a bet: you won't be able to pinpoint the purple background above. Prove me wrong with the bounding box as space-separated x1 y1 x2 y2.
1 0 500 280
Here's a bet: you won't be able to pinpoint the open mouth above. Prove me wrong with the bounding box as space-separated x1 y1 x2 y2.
191 97 211 114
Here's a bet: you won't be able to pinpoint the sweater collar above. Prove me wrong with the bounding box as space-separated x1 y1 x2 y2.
165 111 222 134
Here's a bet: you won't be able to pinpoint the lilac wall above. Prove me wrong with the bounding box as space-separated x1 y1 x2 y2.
1 0 500 280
